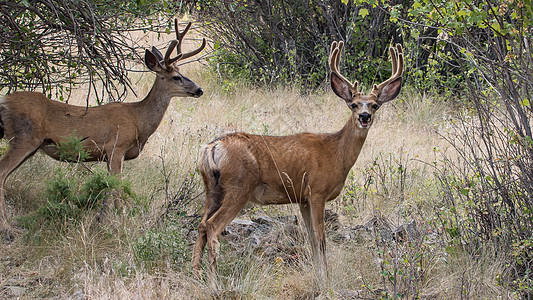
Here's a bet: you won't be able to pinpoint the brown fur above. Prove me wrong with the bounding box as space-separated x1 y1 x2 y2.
192 42 405 283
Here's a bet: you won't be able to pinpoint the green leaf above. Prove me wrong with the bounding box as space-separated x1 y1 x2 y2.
359 8 369 18
491 22 501 34
520 98 530 106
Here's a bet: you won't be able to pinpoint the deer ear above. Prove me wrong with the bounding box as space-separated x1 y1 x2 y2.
331 72 352 102
377 77 402 104
151 46 164 62
145 49 164 72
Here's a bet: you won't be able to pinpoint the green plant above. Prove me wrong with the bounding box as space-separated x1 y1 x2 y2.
54 131 91 162
196 0 402 90
39 168 133 221
133 225 190 272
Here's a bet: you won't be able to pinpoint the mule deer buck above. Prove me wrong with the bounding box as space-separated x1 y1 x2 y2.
192 41 404 282
0 20 206 237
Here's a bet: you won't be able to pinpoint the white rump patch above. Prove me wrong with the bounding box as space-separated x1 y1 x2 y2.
212 143 227 167
199 142 228 172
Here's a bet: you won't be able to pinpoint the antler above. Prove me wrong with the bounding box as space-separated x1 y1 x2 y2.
329 41 359 96
164 40 181 69
174 19 207 61
370 44 404 98
161 20 207 70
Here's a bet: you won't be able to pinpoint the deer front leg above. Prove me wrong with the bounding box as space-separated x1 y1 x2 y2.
106 150 124 176
97 149 125 221
301 197 327 285
299 202 319 261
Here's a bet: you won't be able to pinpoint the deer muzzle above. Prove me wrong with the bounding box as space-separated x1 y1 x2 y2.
358 113 371 128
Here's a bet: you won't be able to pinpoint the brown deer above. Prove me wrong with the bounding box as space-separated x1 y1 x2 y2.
0 20 206 237
192 41 404 282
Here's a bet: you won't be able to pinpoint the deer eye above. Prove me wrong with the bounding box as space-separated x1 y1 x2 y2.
350 103 358 109
372 104 380 110
172 76 182 81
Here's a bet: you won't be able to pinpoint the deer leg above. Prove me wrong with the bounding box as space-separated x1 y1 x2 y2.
0 140 40 238
106 151 124 176
97 150 125 221
192 220 208 279
204 187 251 275
299 202 319 261
192 180 215 279
308 197 327 284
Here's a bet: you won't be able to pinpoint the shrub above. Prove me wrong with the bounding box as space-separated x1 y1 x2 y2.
196 0 404 90
53 131 91 162
133 225 190 272
40 168 134 221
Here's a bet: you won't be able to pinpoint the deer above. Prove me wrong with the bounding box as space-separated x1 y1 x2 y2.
192 41 404 283
0 20 206 238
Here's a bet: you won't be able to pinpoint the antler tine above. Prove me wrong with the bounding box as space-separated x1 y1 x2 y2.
329 41 358 94
174 19 207 61
164 40 182 69
174 19 191 56
370 44 404 97
180 38 207 61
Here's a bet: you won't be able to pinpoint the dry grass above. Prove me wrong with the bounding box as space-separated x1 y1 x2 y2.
0 27 518 300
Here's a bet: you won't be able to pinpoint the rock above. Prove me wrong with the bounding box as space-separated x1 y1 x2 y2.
325 209 341 231
251 215 278 226
275 215 298 225
5 286 26 297
223 219 257 236
393 220 419 242
70 289 86 300
336 289 364 299
351 216 422 244
247 234 262 248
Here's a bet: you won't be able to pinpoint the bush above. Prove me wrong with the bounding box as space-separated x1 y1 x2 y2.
31 134 135 222
195 0 471 96
40 168 134 221
420 1 533 296
53 131 91 162
133 225 190 272
196 0 404 90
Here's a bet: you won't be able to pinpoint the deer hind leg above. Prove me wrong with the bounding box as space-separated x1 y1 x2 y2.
192 173 218 278
0 139 41 238
204 184 253 274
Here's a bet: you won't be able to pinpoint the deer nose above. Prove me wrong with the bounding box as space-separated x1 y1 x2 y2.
358 113 372 127
193 88 203 97
359 113 371 122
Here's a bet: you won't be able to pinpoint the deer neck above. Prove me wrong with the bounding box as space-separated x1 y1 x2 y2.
332 113 370 176
136 77 173 140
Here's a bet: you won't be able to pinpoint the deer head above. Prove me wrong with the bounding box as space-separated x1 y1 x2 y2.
144 20 207 98
329 41 404 128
